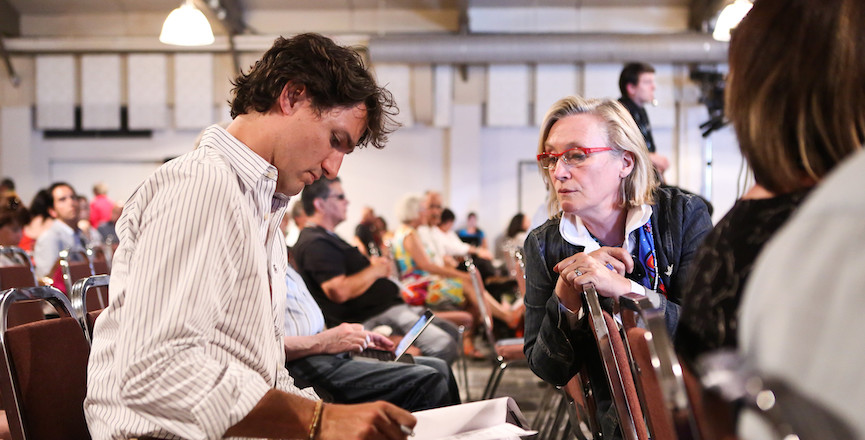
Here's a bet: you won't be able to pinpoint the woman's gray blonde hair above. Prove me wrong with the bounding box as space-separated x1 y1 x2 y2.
537 95 658 218
395 193 423 224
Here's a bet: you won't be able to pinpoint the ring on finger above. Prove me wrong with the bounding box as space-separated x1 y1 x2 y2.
574 268 583 277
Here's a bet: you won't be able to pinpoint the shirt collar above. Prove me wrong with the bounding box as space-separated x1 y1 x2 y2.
198 124 278 195
559 204 653 252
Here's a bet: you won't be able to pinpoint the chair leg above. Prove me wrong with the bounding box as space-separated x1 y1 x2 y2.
456 325 470 402
536 391 564 440
531 384 559 430
482 359 508 400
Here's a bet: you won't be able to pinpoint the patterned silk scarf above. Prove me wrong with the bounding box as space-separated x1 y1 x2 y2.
634 222 666 296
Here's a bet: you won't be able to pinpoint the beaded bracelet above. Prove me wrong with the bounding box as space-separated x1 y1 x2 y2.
308 399 324 440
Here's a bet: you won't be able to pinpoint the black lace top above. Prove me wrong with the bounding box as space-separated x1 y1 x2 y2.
676 189 811 362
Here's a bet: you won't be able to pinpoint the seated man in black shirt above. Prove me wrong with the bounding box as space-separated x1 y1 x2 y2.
292 177 459 365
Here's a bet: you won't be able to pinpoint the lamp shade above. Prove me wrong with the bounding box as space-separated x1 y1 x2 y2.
712 0 753 42
159 1 215 46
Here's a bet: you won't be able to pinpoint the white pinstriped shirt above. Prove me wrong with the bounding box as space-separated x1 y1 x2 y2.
85 125 317 440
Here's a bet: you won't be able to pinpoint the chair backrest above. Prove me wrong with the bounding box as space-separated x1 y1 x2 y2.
0 248 45 329
503 246 527 299
0 286 90 440
581 284 646 440
0 248 37 290
463 256 497 348
619 293 701 440
561 370 601 439
86 246 110 276
697 350 856 440
58 249 95 295
70 275 109 343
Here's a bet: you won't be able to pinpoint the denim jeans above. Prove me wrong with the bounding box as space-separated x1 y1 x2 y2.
286 354 459 411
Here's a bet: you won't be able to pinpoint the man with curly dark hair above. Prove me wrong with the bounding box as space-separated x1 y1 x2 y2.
85 33 413 440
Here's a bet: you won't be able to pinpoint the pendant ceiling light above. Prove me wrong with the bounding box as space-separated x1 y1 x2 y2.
159 0 215 46
712 0 753 42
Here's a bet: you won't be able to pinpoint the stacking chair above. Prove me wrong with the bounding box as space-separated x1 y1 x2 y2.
70 275 109 344
0 248 46 329
464 257 525 400
581 284 647 440
0 286 91 440
0 248 37 290
619 293 701 439
696 349 856 440
87 246 111 276
58 249 96 295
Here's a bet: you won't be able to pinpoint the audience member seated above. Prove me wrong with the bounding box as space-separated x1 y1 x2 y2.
76 194 102 245
96 204 122 246
391 193 521 358
18 189 53 253
500 213 529 260
0 193 31 266
89 182 115 228
285 200 307 248
33 182 96 279
523 95 711 439
284 264 459 411
438 208 518 308
456 212 488 250
352 206 379 257
292 178 459 365
675 0 864 364
417 192 496 282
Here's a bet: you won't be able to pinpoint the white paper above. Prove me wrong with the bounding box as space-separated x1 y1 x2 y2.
412 397 536 440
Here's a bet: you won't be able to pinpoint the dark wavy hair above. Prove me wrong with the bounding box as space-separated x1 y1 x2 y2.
301 177 340 216
229 33 399 149
505 213 526 238
618 62 655 97
0 193 31 229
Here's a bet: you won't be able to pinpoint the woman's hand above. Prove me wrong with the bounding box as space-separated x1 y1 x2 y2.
554 250 632 300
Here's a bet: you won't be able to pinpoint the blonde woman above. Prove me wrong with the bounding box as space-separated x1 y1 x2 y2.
522 95 711 438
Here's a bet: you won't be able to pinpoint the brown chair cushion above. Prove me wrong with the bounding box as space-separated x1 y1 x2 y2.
5 302 45 329
5 317 91 439
0 266 36 290
626 327 675 440
494 342 525 361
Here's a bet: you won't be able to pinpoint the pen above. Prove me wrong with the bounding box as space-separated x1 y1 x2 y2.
400 424 415 437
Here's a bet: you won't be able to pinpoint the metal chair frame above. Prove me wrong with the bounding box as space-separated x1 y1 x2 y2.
581 284 641 440
69 274 110 344
0 247 38 289
0 286 87 440
58 249 96 295
464 256 526 400
619 293 701 440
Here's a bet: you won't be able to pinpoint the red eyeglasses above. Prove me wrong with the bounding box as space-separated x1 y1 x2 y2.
536 147 612 170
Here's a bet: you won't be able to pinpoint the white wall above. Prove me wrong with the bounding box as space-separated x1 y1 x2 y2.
0 63 742 246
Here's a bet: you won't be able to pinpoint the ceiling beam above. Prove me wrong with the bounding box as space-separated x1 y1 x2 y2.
0 0 20 37
688 0 726 31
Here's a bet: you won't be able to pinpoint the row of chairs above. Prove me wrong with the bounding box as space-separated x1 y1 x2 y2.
0 275 108 440
545 284 853 440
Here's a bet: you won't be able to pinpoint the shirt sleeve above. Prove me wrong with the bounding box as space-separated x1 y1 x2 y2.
300 237 350 285
32 228 60 278
110 165 272 439
522 230 593 387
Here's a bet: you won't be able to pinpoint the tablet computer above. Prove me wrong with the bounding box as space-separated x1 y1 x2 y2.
352 310 435 363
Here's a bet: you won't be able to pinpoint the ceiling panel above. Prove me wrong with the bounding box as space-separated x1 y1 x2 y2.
9 0 684 15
